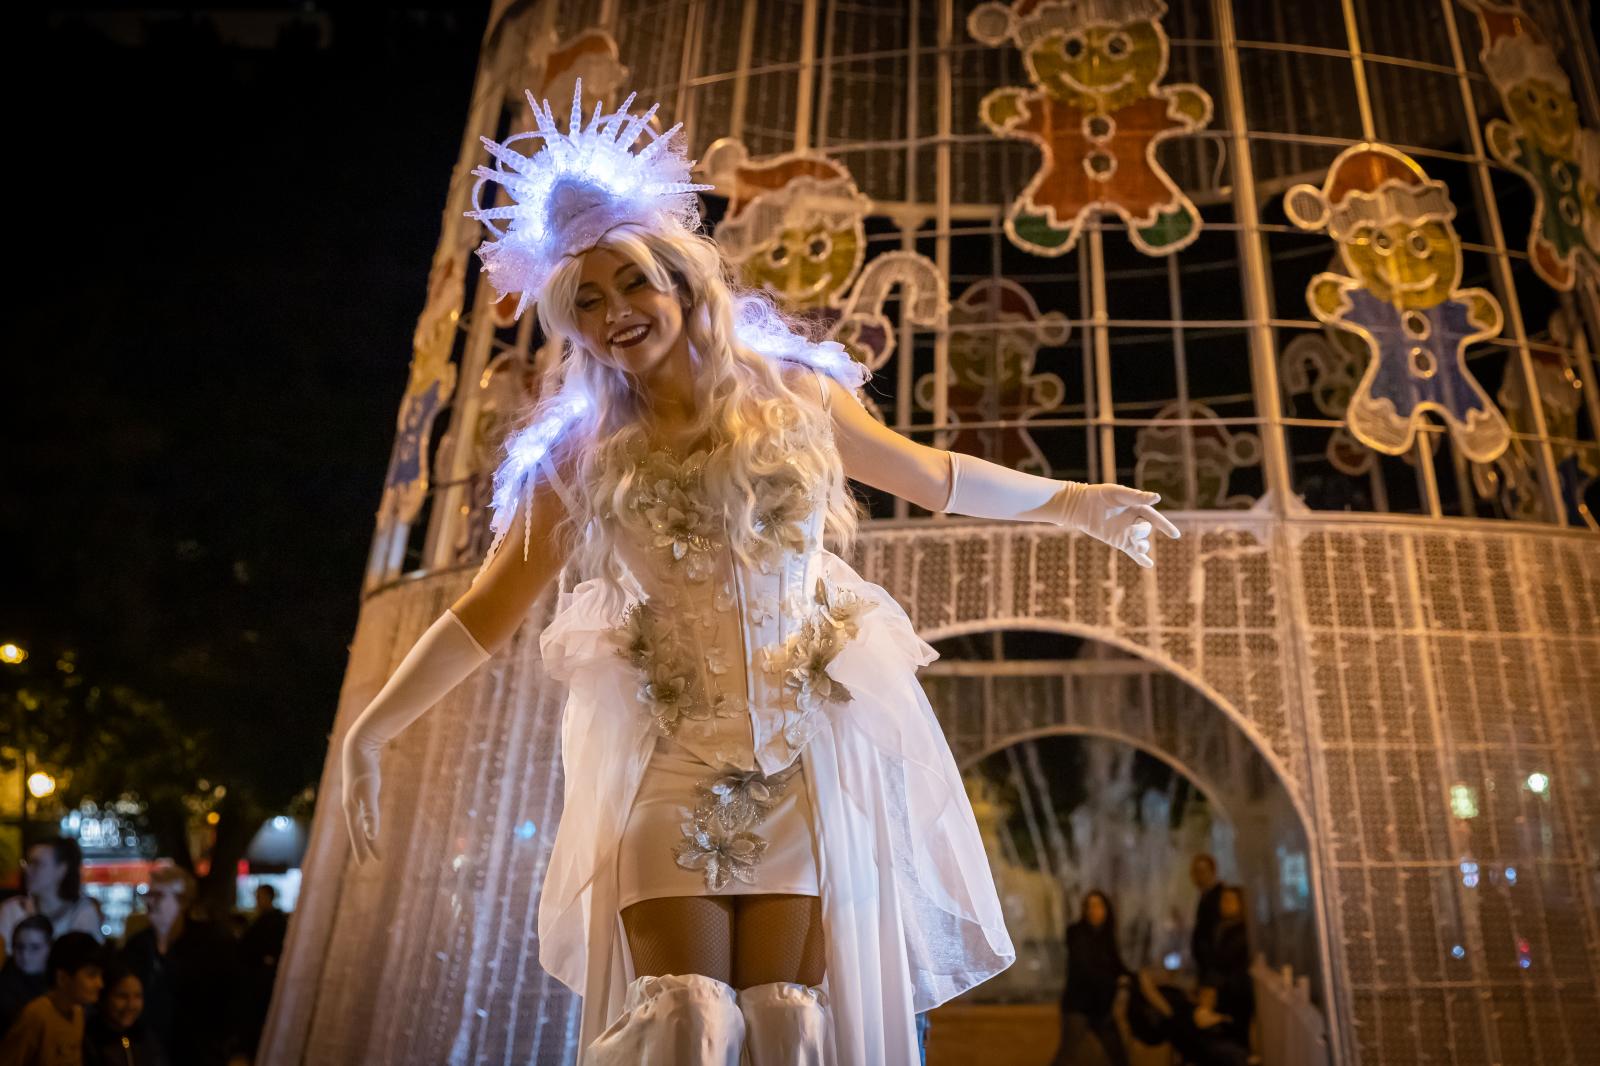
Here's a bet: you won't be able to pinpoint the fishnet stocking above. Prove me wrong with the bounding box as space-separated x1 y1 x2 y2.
733 893 826 988
621 896 734 984
621 894 825 989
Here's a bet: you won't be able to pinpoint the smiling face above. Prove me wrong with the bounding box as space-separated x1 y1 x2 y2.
104 974 144 1030
1028 21 1164 110
61 964 104 1008
740 222 860 310
1505 78 1578 156
1343 219 1459 308
570 245 688 378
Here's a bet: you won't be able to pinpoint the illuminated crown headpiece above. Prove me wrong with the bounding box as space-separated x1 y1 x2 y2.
465 79 715 320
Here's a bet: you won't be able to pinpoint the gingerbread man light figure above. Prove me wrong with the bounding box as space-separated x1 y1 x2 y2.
1460 0 1599 291
1285 143 1512 464
701 140 947 411
913 279 1069 475
969 0 1213 257
1135 402 1261 510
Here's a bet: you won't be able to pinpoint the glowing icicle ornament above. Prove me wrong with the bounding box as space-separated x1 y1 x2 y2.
474 386 592 578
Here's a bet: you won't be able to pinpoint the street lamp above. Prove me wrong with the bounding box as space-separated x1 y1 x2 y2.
27 772 56 800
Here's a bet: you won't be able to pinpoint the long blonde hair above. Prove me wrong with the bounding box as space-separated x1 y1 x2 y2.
508 222 861 606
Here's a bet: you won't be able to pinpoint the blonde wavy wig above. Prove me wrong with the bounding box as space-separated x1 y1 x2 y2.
518 222 862 607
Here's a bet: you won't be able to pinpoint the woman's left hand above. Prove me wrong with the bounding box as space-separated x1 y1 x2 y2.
1062 485 1182 568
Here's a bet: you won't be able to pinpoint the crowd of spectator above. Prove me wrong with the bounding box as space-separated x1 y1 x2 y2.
0 838 287 1066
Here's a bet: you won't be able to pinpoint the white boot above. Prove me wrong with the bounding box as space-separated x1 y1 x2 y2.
736 981 829 1065
585 973 745 1065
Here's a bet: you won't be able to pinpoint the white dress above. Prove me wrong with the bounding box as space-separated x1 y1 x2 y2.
532 370 1015 1063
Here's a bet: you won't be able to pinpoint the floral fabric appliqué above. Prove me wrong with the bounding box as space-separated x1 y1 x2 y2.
673 761 805 891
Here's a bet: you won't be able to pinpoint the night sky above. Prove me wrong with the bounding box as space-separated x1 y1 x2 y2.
10 8 484 812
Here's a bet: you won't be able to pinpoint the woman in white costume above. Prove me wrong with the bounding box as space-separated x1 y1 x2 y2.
339 83 1179 1065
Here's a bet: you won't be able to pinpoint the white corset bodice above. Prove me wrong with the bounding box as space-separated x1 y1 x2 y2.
606 445 866 775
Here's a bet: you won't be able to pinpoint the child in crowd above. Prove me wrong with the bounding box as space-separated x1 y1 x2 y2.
0 931 104 1066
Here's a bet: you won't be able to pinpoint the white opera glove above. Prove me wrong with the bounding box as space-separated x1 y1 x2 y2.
941 451 1181 568
340 609 491 864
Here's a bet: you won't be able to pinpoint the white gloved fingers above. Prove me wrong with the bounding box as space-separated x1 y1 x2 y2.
340 739 384 864
1132 504 1182 539
342 762 383 865
1123 542 1154 567
343 787 370 865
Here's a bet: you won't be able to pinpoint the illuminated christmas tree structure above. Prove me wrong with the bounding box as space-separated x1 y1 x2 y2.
266 3 1600 1064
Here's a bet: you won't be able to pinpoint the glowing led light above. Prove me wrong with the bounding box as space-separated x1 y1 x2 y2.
205 812 220 826
515 820 538 840
1449 784 1478 819
1460 860 1479 888
1505 866 1517 885
732 302 869 390
1163 952 1182 971
27 772 56 799
0 642 27 664
1451 945 1465 959
1526 772 1550 794
466 79 714 321
272 816 291 831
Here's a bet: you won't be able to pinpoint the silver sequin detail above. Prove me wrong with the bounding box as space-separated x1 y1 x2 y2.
674 761 804 891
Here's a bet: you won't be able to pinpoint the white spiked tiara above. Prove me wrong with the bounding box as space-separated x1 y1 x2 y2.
465 79 714 320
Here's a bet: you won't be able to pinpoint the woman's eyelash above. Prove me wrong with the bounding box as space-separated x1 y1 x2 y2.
576 275 645 309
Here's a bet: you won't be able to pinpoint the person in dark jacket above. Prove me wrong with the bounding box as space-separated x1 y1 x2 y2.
0 915 54 1039
119 865 238 1066
1051 890 1131 1066
1199 884 1254 1050
234 885 287 1058
1189 853 1222 977
1125 970 1247 1066
83 961 168 1066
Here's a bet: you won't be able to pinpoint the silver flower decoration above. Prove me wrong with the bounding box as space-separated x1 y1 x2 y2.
813 576 869 634
613 602 713 736
751 478 814 560
704 762 801 832
627 449 725 582
674 822 768 890
781 618 855 714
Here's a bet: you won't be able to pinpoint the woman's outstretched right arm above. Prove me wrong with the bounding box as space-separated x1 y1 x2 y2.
341 463 573 864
